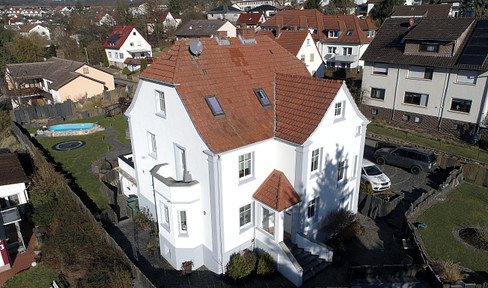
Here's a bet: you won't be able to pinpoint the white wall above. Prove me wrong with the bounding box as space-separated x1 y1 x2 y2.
0 182 28 206
217 21 237 37
296 33 325 77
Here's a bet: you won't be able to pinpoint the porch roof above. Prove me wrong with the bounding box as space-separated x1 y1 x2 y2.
253 169 301 212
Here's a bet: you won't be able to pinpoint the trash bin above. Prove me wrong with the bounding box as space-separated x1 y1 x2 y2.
127 195 139 215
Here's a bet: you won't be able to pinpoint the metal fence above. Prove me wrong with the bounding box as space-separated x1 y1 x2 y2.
11 122 156 288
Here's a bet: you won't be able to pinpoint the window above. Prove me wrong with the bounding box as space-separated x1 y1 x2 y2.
311 149 320 172
373 63 388 75
254 88 271 107
108 51 112 58
130 42 134 46
307 198 316 218
414 117 422 123
133 32 136 35
328 31 338 38
239 152 252 178
205 95 225 116
259 206 275 235
372 109 378 115
335 102 343 117
408 66 433 80
306 39 310 46
404 92 429 107
239 204 252 227
163 204 169 224
310 54 314 62
367 30 375 37
343 47 352 55
356 125 362 136
337 160 346 181
450 98 472 113
328 47 337 54
371 88 385 100
83 67 89 74
155 90 166 117
114 52 118 59
402 114 410 121
147 131 157 156
346 29 353 36
457 70 477 84
119 53 124 59
179 211 187 232
300 54 305 62
7 194 19 206
420 42 439 52
174 145 186 181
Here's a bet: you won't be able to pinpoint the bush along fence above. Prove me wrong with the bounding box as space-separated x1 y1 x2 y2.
12 122 156 288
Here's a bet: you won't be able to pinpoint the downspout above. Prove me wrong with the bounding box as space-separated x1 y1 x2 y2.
216 154 225 275
438 69 451 132
391 64 400 121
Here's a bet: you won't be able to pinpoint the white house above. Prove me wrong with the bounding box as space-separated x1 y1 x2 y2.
116 153 137 197
174 20 237 39
97 13 116 26
103 25 152 69
273 30 326 77
126 35 368 286
361 17 488 141
0 153 29 210
19 24 51 40
207 5 244 23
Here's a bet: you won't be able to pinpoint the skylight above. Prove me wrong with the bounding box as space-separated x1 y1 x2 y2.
205 96 225 116
346 30 353 36
254 88 271 107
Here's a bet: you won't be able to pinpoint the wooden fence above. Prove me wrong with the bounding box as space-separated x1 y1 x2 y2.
11 122 156 288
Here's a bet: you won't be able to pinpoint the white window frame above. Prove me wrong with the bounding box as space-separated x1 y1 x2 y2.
328 30 338 38
450 98 472 113
238 152 253 179
373 63 388 75
147 131 157 158
404 92 429 107
119 52 124 59
337 159 347 182
370 88 385 100
334 101 345 120
155 90 166 118
259 205 275 236
328 46 337 54
108 51 112 58
178 210 188 233
343 47 352 55
239 203 252 227
456 70 477 85
307 198 317 219
310 148 320 173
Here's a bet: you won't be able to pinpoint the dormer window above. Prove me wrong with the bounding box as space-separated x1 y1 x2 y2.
254 88 271 107
346 30 353 36
205 95 225 116
328 31 338 38
420 42 439 52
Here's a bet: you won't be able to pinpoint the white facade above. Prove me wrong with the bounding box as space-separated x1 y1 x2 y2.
0 183 28 209
296 33 326 77
105 27 152 69
126 76 368 285
117 153 137 197
21 24 51 40
362 62 488 128
320 41 370 70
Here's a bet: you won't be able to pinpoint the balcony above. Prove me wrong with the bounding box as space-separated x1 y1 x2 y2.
332 54 357 63
151 163 200 203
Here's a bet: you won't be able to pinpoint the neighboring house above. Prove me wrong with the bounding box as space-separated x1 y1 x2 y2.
147 11 182 34
97 13 116 26
0 153 29 210
174 20 237 39
273 30 325 77
391 4 452 18
124 57 154 72
236 13 266 29
125 35 368 286
116 153 137 197
361 17 488 141
19 23 50 40
233 0 281 11
103 25 152 69
207 5 244 22
6 57 115 106
439 0 466 17
248 4 280 18
262 10 377 70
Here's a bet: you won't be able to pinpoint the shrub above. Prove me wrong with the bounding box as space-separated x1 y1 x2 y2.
321 209 361 251
140 59 147 73
226 254 251 282
433 260 465 283
122 67 131 75
243 250 257 272
136 207 154 231
103 51 109 67
256 252 275 276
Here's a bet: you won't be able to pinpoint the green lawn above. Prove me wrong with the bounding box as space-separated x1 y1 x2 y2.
3 264 59 288
367 122 488 163
34 115 129 210
416 183 488 272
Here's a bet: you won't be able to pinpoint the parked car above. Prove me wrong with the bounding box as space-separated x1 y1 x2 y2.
361 159 391 191
374 146 437 174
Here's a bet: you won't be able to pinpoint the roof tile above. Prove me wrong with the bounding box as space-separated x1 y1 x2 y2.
253 169 301 211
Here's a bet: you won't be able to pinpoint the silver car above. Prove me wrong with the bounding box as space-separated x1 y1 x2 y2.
374 146 437 174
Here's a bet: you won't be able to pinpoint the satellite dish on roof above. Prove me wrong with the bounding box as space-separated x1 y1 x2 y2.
189 40 203 56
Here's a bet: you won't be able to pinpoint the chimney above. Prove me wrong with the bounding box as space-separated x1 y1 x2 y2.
276 26 281 37
237 28 255 39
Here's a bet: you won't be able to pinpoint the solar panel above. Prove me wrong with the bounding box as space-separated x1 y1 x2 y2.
107 33 120 41
458 21 488 66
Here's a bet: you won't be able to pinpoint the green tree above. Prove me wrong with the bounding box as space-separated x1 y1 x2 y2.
323 0 357 14
75 0 84 13
168 0 183 15
140 59 148 73
463 0 488 16
45 44 56 59
12 34 47 63
370 0 404 24
304 0 323 10
103 51 109 67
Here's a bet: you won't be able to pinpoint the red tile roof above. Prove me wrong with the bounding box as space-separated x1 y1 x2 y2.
103 25 146 49
274 30 309 56
275 73 342 144
141 36 311 153
19 23 38 32
253 170 301 211
262 10 377 43
0 153 28 186
236 13 265 25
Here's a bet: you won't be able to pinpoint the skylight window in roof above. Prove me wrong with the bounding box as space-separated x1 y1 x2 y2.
346 30 353 36
205 96 225 116
198 25 203 28
254 88 271 107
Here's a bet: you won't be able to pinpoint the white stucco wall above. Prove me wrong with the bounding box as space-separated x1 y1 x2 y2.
0 182 28 206
296 34 325 77
320 42 371 69
217 21 237 37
